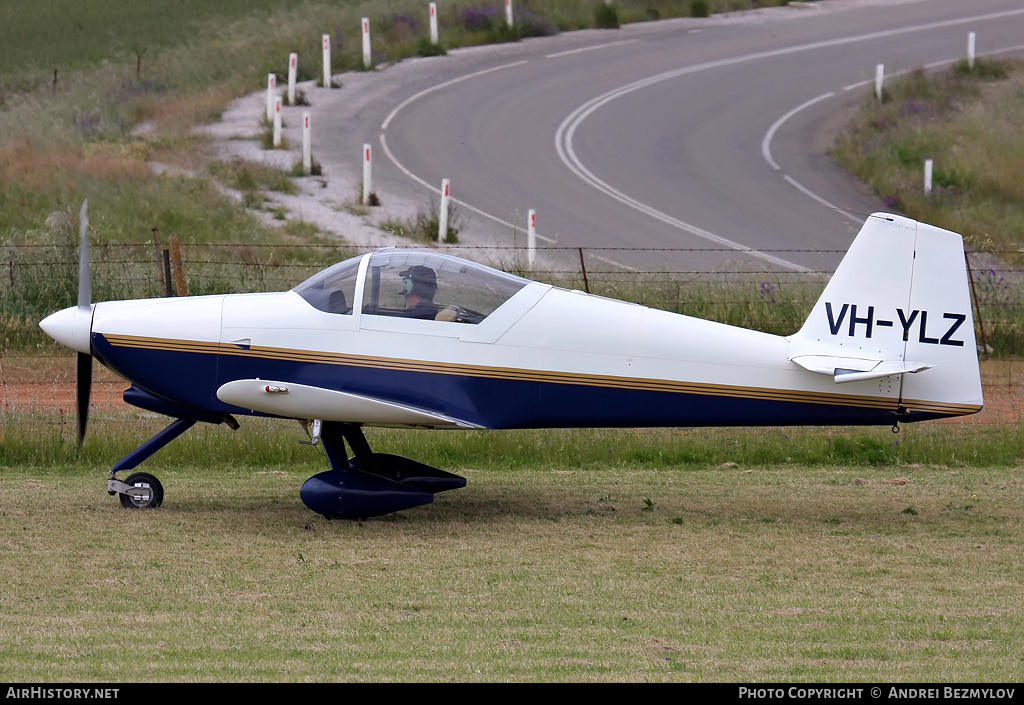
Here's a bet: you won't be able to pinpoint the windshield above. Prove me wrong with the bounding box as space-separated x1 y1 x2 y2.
291 257 360 314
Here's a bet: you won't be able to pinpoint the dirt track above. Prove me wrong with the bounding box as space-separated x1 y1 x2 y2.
1 354 128 413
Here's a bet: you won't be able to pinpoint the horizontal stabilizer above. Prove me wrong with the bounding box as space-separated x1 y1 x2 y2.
790 355 932 384
217 379 482 429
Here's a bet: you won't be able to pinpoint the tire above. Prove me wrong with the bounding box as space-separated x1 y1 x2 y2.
118 472 164 509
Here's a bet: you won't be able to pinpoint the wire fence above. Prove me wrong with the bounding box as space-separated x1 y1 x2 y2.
5 241 1024 349
3 240 1024 426
3 241 1024 342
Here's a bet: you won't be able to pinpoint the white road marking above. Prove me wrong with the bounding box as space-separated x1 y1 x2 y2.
762 92 835 172
545 40 636 59
381 60 528 130
765 43 1024 218
555 6 1024 271
379 7 1024 271
379 133 557 244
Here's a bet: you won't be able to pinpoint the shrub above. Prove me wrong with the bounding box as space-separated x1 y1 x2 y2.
416 37 446 57
594 2 620 29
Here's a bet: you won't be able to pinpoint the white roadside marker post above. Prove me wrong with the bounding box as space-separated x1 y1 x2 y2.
266 74 276 123
875 64 884 101
438 179 451 243
273 97 282 148
363 144 372 205
505 0 513 28
528 209 537 266
288 52 298 106
362 18 372 69
303 113 312 174
322 35 332 88
924 159 933 194
968 31 976 70
429 3 438 46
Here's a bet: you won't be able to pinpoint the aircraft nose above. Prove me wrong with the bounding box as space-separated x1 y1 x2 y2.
39 305 94 354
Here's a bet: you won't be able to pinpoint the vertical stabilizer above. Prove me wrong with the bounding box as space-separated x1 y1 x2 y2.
789 213 982 419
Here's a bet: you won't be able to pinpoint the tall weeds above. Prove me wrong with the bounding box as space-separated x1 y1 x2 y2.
833 59 1024 256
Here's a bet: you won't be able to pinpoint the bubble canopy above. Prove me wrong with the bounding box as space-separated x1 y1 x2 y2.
292 250 530 323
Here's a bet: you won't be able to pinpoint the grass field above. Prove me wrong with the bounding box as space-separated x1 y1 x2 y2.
2 456 1022 681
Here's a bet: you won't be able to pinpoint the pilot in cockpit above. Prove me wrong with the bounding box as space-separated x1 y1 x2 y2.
399 266 441 319
399 265 461 321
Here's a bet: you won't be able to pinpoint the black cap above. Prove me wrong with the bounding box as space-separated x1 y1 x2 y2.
399 265 437 297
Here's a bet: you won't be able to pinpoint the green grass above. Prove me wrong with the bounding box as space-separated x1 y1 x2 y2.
2 401 1023 473
2 454 1022 681
833 59 1024 256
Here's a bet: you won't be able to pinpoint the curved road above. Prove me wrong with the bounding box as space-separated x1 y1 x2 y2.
309 0 1024 273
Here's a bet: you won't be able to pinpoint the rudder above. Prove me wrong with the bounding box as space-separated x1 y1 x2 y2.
789 213 982 419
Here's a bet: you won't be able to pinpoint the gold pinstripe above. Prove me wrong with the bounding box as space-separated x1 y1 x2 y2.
100 334 982 417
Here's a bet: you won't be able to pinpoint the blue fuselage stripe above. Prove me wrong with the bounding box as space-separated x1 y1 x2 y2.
92 335 936 427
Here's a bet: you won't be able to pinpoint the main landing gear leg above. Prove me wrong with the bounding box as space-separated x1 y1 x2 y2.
107 417 196 509
299 422 467 520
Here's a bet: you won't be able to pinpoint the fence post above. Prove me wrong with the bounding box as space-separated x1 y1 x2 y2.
303 113 312 174
273 97 282 147
161 250 172 298
438 179 450 243
322 34 332 88
151 227 165 295
527 209 536 266
578 248 590 293
168 234 188 297
362 144 372 205
362 18 372 69
964 252 989 358
266 73 276 123
287 52 297 106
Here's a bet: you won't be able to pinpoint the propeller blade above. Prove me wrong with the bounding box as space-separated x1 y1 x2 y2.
78 199 91 310
76 351 92 445
76 199 92 446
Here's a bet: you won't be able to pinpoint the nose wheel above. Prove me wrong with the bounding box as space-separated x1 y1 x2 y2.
113 472 164 509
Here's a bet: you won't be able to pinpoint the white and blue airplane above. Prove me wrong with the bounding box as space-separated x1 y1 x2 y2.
40 208 983 519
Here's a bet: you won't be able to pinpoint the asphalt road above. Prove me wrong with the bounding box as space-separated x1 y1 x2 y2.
307 0 1024 273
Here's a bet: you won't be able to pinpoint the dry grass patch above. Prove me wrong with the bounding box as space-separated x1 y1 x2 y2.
132 85 240 136
0 139 150 192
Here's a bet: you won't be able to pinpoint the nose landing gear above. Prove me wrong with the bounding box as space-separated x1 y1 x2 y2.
110 472 165 509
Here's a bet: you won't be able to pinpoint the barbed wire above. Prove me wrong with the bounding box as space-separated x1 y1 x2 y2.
7 241 1024 255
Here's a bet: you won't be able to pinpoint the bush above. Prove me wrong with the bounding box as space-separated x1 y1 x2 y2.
416 37 446 57
456 4 558 43
690 0 710 17
594 2 620 29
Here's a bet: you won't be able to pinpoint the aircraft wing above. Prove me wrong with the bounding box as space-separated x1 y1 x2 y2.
216 379 483 429
789 355 932 384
